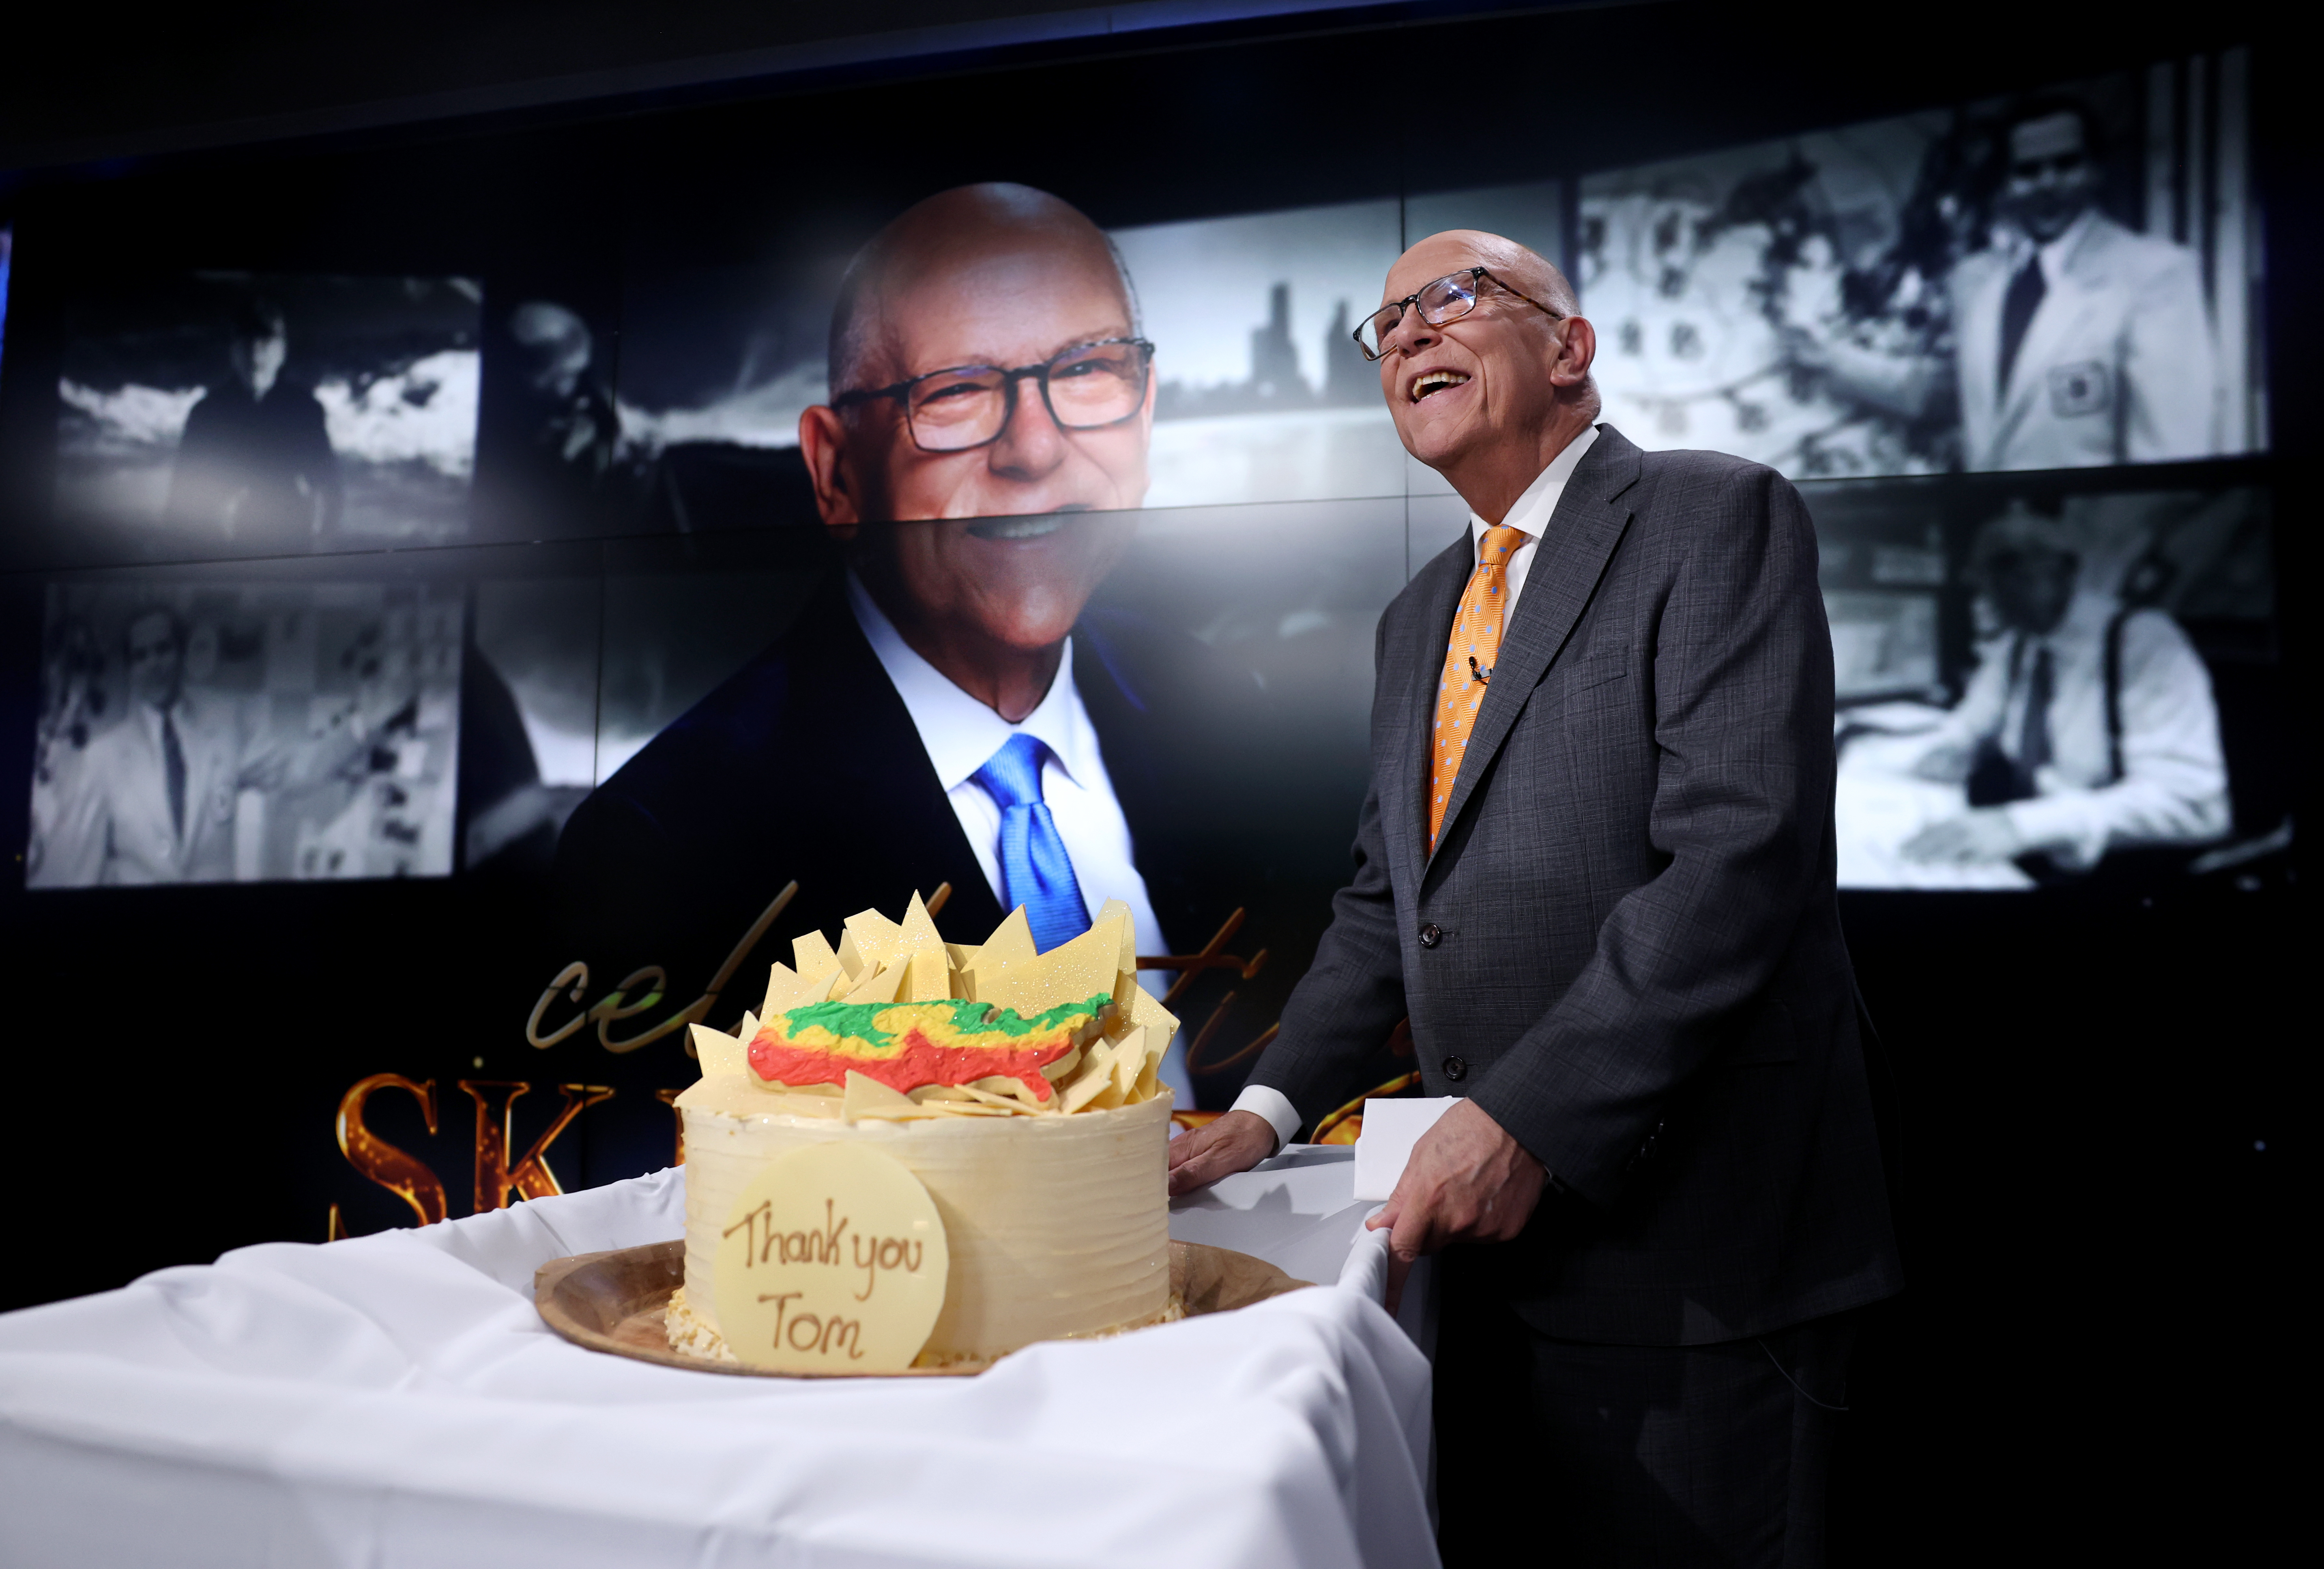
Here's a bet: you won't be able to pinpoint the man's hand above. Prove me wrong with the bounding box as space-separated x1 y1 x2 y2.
1910 742 1974 784
1901 807 2023 865
1365 1098 1545 1315
1166 1109 1278 1197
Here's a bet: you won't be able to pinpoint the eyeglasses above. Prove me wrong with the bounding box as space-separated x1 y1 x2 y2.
1353 267 1563 361
831 337 1155 453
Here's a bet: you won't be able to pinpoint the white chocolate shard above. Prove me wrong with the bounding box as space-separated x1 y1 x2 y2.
758 963 798 1019
895 892 951 1002
843 907 907 974
977 908 1039 970
1110 1024 1145 1098
953 1081 1040 1115
842 1069 926 1121
793 931 842 986
968 1074 1054 1112
762 961 835 1018
1097 898 1139 975
1123 982 1179 1048
975 912 1125 1020
842 960 902 1005
1059 1041 1117 1114
688 1021 750 1079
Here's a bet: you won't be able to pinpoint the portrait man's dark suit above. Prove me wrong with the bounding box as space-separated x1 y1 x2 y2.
1246 423 1902 1551
552 569 1291 1021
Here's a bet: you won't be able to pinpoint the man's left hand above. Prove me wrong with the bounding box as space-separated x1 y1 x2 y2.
1901 807 2023 865
1365 1098 1546 1315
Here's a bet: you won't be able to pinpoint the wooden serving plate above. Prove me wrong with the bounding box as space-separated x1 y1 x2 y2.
536 1238 1311 1378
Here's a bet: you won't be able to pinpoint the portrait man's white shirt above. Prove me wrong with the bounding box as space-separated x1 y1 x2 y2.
848 572 1192 1102
1228 424 1604 1152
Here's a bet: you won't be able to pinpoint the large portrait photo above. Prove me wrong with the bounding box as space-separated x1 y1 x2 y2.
554 183 1407 1108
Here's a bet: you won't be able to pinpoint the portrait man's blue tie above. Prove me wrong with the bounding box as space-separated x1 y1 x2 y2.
971 733 1093 954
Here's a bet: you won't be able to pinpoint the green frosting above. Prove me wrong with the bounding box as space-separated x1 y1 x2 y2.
775 992 1114 1049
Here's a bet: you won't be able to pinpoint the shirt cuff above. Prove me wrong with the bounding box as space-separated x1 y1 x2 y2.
1228 1085 1302 1154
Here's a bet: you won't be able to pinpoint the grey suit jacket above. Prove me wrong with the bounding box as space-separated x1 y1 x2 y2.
1248 424 1901 1345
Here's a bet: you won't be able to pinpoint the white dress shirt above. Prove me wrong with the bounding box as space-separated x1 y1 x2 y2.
1918 590 2229 870
1464 421 1600 621
847 573 1192 1103
1227 426 1604 1152
2032 208 2094 292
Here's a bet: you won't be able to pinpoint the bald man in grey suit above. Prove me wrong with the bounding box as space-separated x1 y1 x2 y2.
1171 232 1901 1565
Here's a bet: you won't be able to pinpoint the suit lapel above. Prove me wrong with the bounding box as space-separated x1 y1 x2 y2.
797 586 1003 939
1390 533 1474 896
1425 428 1639 875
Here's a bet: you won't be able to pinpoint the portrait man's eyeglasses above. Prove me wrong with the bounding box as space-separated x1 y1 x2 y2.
832 337 1155 454
1354 267 1564 362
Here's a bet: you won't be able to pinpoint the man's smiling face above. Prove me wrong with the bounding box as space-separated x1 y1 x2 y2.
805 185 1152 658
2003 110 2098 246
1376 234 1570 476
851 241 1152 528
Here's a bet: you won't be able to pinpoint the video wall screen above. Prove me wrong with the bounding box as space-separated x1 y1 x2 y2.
14 48 2280 917
29 575 464 887
54 271 481 560
0 26 2287 1257
1581 56 2260 477
1815 478 2275 890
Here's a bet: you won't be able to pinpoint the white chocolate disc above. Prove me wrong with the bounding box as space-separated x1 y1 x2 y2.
711 1142 949 1373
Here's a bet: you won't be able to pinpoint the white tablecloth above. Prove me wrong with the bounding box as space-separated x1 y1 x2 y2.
0 1148 1435 1569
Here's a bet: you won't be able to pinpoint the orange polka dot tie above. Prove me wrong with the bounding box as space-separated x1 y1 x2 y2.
1429 525 1528 851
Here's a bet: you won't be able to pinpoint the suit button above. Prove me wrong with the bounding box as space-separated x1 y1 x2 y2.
1418 923 1442 949
1443 1055 1467 1082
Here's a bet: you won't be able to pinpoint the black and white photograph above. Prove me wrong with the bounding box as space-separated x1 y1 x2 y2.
27 578 464 887
1821 480 2281 889
54 272 482 560
1580 51 2259 478
471 296 629 541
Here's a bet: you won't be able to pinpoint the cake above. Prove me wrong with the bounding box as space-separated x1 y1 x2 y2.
670 893 1181 1368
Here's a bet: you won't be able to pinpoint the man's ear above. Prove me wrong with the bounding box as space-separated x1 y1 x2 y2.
798 404 861 539
1552 316 1598 387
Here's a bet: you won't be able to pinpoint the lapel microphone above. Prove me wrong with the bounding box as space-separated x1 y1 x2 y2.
1469 656 1492 684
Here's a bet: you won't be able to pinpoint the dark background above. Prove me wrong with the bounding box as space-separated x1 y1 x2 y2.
0 2 2304 1563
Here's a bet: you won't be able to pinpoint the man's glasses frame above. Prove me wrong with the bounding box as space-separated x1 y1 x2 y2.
1353 267 1564 362
831 337 1156 454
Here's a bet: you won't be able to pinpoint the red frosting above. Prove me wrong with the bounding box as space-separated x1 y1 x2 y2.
748 1023 1069 1102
